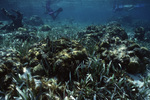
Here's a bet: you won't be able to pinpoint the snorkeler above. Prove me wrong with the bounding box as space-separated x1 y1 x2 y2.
1 8 23 31
46 0 63 20
113 3 145 12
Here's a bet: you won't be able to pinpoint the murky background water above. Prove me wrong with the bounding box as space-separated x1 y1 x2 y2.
0 0 150 24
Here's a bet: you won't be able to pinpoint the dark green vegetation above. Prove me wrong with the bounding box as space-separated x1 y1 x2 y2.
0 21 150 100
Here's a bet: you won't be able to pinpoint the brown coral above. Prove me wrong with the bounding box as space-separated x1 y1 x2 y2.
0 48 22 90
96 36 150 74
78 22 128 44
22 38 87 81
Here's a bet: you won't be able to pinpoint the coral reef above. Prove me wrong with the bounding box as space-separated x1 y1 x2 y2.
0 22 150 99
0 27 39 44
22 38 87 81
0 48 21 68
78 23 150 74
78 22 128 44
96 36 150 74
134 27 145 41
14 31 38 41
105 22 128 40
0 48 22 90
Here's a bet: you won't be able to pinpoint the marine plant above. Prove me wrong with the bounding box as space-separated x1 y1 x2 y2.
68 56 143 100
14 40 32 57
1 22 150 100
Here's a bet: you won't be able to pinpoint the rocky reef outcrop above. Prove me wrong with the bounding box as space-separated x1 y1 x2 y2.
134 27 145 41
1 22 150 99
14 30 38 41
96 36 150 73
78 22 128 45
22 38 87 81
78 22 150 74
0 48 22 90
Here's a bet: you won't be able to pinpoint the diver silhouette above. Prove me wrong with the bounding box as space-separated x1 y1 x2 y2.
46 0 63 20
1 8 23 31
113 3 145 12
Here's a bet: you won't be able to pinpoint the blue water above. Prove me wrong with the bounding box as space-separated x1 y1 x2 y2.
0 0 150 24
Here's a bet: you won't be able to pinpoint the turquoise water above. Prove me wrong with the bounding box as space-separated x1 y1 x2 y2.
0 0 150 24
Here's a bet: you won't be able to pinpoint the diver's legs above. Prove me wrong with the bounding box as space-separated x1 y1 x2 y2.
51 8 63 20
51 14 56 20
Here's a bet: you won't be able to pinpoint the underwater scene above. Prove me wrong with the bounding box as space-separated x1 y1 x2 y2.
0 0 150 99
